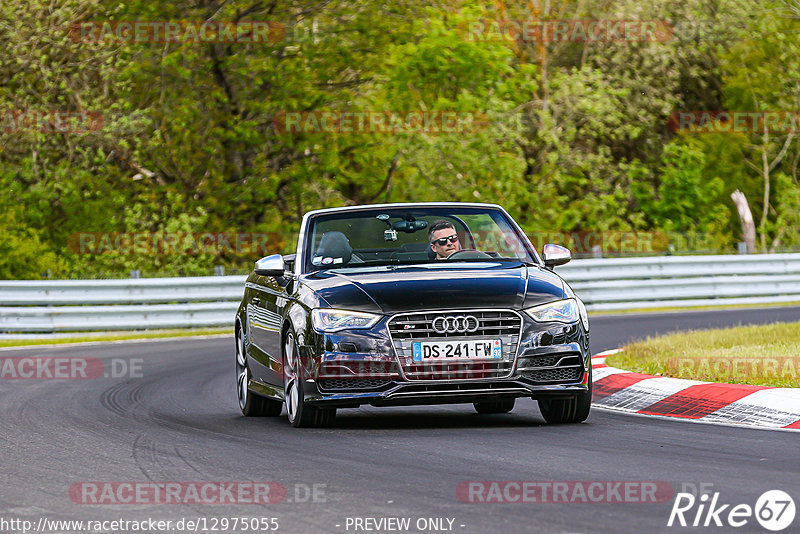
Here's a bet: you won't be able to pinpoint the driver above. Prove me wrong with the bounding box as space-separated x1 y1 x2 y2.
428 220 462 259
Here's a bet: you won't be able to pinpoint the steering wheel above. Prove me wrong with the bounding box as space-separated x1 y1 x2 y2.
446 249 492 260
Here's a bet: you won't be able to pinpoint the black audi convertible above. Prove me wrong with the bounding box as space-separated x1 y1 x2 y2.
234 203 591 427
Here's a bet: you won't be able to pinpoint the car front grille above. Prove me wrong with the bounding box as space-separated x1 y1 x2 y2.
519 353 584 384
318 378 392 391
524 354 565 367
387 310 521 381
523 367 583 382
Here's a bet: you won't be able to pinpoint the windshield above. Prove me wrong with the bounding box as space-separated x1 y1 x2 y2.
303 206 536 272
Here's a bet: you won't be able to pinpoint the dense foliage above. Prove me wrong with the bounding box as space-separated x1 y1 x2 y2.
1 0 799 278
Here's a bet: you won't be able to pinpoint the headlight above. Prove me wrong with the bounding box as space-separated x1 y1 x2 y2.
524 298 580 324
311 309 381 332
576 297 589 331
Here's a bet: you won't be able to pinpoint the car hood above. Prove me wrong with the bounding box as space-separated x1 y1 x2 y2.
301 263 564 315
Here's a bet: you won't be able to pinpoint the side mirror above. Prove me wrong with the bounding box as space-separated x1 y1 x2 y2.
254 253 286 276
542 243 571 268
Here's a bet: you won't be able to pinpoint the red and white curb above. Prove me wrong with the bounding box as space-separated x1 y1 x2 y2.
591 349 800 431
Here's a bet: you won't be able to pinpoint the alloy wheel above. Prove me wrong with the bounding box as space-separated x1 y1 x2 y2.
284 332 299 424
236 328 249 411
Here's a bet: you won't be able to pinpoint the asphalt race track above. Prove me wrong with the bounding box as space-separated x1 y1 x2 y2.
1 306 799 534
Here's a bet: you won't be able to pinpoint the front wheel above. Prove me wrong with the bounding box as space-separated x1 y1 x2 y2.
283 331 336 428
537 367 592 424
236 327 281 417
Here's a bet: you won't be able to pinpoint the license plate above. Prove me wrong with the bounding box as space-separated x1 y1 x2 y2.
412 339 502 361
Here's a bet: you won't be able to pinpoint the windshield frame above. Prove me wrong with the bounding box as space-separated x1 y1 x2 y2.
296 203 541 275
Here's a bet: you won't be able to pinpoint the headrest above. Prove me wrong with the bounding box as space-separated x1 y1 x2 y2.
313 231 353 266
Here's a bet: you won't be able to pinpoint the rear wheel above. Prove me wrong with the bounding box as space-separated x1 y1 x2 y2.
473 398 516 414
283 331 336 428
537 367 592 424
236 327 281 417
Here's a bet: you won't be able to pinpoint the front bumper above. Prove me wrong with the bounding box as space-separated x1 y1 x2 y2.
298 312 590 407
304 378 589 408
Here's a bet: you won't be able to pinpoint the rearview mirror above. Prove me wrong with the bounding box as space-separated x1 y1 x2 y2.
542 244 571 268
254 254 286 276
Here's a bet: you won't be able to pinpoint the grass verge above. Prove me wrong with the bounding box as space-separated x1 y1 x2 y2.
0 328 231 348
606 320 800 388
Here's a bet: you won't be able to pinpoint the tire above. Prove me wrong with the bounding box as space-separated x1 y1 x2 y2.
537 366 592 424
283 330 336 428
236 326 282 417
473 398 516 414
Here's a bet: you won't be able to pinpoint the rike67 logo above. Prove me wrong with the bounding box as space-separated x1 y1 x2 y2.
668 488 795 531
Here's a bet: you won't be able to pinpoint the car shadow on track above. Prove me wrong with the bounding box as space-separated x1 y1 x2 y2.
327 412 549 430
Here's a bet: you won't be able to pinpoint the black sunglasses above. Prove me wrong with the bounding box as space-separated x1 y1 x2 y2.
432 234 459 246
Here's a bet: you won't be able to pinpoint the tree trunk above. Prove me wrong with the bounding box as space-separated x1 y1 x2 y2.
731 189 757 254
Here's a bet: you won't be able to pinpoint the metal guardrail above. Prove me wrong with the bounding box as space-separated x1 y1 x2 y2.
558 253 800 311
1 254 799 332
0 277 246 332
0 276 246 306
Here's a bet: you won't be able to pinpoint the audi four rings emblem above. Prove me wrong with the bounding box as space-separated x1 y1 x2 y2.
431 315 480 334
